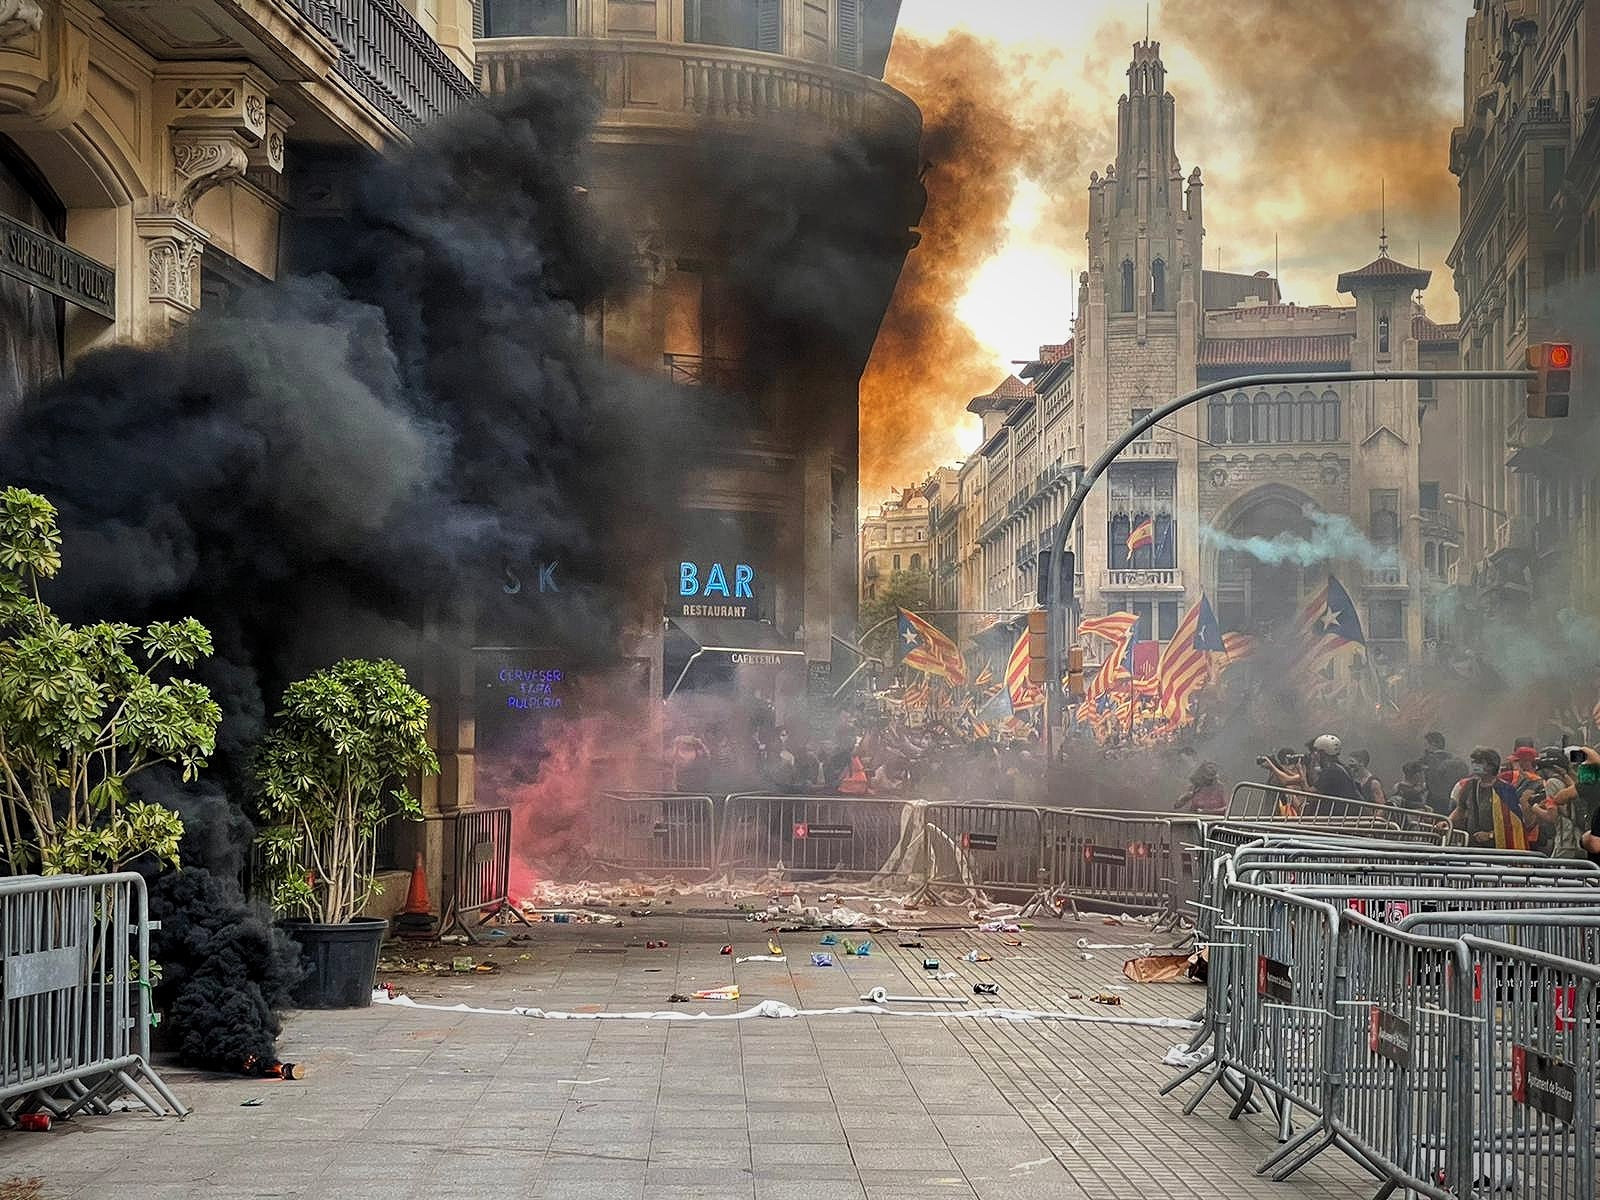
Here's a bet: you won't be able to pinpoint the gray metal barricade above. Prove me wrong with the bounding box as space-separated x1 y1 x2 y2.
440 806 529 943
1228 781 1443 837
920 801 1045 896
716 794 922 883
1 873 186 1124
1040 809 1181 917
586 791 720 878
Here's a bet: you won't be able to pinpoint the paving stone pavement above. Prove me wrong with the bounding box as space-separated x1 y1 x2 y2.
0 911 1377 1199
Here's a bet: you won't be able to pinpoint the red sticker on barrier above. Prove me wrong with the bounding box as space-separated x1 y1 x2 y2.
1348 899 1368 916
793 822 809 839
1554 985 1577 1033
1473 962 1482 1004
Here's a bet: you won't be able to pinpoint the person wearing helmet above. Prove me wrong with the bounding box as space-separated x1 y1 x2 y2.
1448 747 1527 849
1308 734 1362 802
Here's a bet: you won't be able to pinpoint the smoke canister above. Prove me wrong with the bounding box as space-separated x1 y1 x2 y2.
18 1113 51 1131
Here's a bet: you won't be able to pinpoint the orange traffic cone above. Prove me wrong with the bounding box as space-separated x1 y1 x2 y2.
395 851 436 937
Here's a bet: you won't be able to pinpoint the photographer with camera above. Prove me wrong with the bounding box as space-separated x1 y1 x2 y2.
1256 746 1305 789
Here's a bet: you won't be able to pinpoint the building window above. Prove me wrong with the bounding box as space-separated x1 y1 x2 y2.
1121 259 1135 312
688 0 781 51
1417 377 1435 400
1298 394 1316 441
1108 513 1131 569
1252 393 1271 442
1424 542 1437 575
1544 146 1567 208
1150 259 1166 310
1369 489 1400 547
1131 601 1153 642
910 553 921 571
0 137 65 424
1419 481 1439 512
893 554 901 571
1208 398 1229 444
1230 396 1251 444
1320 389 1340 441
1157 600 1179 641
1368 599 1403 641
1153 513 1176 568
482 0 570 36
1376 307 1390 356
1131 406 1153 441
1275 392 1294 442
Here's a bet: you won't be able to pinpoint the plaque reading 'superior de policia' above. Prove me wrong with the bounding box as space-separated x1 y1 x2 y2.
0 211 115 319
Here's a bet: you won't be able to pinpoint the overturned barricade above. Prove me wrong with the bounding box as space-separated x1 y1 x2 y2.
1166 826 1600 1199
1 872 187 1126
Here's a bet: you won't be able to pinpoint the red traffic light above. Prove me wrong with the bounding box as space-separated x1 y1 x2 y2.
1549 343 1573 369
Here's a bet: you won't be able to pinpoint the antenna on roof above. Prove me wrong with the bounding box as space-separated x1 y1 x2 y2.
1275 234 1279 288
1145 3 1150 40
1379 178 1389 256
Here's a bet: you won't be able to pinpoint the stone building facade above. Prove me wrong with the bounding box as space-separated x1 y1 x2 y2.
1446 0 1600 620
859 482 933 605
933 40 1450 668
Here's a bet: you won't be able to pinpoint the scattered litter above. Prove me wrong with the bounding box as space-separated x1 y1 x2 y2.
439 933 469 945
720 945 733 955
977 920 1021 934
736 955 786 963
644 941 669 950
820 934 839 946
629 909 653 918
691 986 739 1001
1088 992 1123 1007
555 1077 612 1086
973 983 1000 996
668 993 691 1003
451 956 473 973
862 987 970 1005
15 1114 50 1131
1078 938 1155 954
1001 936 1024 947
768 939 783 956
964 950 992 963
643 968 663 973
375 990 1202 1030
1123 954 1203 984
239 1099 263 1108
1102 913 1158 927
842 939 870 957
1163 1043 1208 1068
811 953 835 967
935 972 957 981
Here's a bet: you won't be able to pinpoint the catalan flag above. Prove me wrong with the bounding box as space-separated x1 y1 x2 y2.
1078 612 1140 647
1005 628 1044 711
1220 632 1256 661
1155 594 1224 727
1125 517 1155 556
1288 575 1365 673
974 659 996 690
898 608 966 685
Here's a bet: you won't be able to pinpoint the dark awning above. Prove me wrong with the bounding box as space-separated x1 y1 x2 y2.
664 617 804 696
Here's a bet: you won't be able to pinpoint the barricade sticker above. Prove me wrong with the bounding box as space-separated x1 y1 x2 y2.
1084 844 1126 868
1511 1045 1577 1127
793 823 852 840
1552 985 1576 1033
1368 1006 1413 1068
962 832 999 851
1256 955 1293 1002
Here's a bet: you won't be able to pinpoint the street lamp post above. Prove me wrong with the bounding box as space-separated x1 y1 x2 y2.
1042 368 1538 763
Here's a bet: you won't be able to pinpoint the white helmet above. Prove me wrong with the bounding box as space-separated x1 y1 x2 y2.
1312 734 1342 756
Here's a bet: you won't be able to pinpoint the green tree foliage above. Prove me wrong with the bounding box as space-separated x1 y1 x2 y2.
858 567 935 664
255 659 438 925
0 487 220 875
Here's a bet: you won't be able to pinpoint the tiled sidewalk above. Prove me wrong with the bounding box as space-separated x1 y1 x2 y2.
1 913 1373 1199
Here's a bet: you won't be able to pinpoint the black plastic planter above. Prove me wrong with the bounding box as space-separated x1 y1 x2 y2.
279 917 387 1009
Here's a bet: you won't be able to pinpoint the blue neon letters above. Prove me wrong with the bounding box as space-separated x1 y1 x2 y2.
679 561 754 598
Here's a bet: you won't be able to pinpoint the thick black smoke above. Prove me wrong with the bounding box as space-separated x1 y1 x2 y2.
1 69 701 1062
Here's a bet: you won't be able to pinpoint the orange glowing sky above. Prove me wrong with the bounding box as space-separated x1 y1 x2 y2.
861 0 1474 504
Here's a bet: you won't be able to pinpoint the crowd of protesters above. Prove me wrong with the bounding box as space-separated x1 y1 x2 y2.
1177 729 1600 863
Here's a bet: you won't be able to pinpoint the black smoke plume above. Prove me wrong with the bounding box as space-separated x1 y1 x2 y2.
1 68 701 1064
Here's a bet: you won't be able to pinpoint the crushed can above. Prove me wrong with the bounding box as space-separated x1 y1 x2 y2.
973 983 1000 996
922 957 941 971
18 1113 50 1131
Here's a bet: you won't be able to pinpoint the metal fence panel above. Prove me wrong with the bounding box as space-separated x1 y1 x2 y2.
922 801 1044 893
1 873 186 1124
716 794 921 882
440 806 526 943
1040 809 1181 915
587 792 719 877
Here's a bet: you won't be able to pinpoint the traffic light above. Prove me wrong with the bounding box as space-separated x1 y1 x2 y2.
1066 645 1085 699
1036 549 1052 607
1026 609 1048 685
1526 341 1574 418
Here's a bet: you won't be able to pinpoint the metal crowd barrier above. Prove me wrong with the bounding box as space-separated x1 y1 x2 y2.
588 791 720 879
1165 829 1600 1198
1228 781 1445 837
439 806 528 944
1034 809 1199 921
717 794 922 883
920 800 1046 898
1 873 186 1125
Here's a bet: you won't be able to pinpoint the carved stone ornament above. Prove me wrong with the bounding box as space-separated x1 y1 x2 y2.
169 130 248 217
0 0 43 46
135 211 207 313
1209 467 1229 488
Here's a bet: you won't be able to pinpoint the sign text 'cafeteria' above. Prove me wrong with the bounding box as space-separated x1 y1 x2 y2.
676 560 758 619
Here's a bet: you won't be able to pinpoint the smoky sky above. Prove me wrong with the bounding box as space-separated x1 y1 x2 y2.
1 67 701 766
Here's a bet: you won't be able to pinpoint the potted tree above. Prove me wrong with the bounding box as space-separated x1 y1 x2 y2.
255 658 436 1008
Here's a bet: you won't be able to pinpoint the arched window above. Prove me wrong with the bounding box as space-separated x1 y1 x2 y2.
1208 398 1229 444
1298 392 1317 441
1377 306 1391 355
910 553 921 571
1231 395 1251 444
1424 542 1437 574
1320 389 1341 441
0 138 65 423
1150 258 1166 310
1275 391 1294 442
1252 393 1271 442
1121 259 1135 312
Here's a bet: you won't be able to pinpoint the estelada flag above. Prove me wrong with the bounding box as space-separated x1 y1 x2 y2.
1125 518 1155 555
1005 628 1044 711
898 608 966 685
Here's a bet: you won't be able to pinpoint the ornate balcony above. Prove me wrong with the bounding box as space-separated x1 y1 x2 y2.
662 353 772 428
476 37 921 149
1362 566 1408 589
1103 569 1183 591
1123 439 1178 460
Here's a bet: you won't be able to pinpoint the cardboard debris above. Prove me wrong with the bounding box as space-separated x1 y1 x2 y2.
1122 954 1203 984
691 986 739 1001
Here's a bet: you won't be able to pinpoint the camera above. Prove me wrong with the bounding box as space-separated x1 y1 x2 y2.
1566 746 1589 766
1255 755 1271 766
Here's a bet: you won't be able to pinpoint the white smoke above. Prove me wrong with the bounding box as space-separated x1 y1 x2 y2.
1200 507 1398 569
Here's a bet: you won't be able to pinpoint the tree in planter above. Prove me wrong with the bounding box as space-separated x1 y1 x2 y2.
0 487 220 875
255 658 437 925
